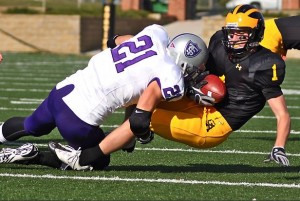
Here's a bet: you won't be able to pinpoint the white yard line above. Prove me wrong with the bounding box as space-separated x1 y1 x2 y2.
136 147 300 157
0 120 300 135
2 141 300 157
2 61 87 65
0 88 50 92
0 173 299 189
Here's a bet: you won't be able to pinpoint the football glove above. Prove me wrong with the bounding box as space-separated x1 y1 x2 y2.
263 146 290 167
185 70 209 88
186 81 215 106
136 131 154 144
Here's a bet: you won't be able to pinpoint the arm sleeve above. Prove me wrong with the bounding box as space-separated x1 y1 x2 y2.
254 57 285 100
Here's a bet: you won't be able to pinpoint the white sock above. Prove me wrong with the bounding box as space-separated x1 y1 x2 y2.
0 124 8 143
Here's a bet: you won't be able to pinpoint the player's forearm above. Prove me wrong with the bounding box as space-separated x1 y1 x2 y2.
79 120 134 166
267 95 291 148
100 120 134 155
274 112 291 147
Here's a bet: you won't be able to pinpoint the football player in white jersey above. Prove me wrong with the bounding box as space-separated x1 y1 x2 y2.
0 24 210 170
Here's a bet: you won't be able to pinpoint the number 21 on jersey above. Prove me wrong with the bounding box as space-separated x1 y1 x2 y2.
110 34 182 100
110 35 157 73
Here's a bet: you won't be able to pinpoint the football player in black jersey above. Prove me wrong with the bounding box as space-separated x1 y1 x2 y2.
89 4 290 167
260 15 300 60
149 4 290 167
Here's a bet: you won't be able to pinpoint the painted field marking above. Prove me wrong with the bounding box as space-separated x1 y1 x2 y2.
0 173 299 189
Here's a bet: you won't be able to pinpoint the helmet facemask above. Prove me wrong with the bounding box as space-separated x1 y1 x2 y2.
222 26 261 61
181 62 202 84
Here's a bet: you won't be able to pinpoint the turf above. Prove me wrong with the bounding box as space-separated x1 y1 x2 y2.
0 52 299 200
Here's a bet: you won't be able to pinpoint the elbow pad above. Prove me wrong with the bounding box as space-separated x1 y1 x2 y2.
129 108 152 138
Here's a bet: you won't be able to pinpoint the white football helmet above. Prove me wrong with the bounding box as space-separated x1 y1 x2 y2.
167 33 208 81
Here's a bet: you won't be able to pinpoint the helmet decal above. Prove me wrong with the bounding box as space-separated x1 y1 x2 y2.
184 40 201 58
169 42 175 48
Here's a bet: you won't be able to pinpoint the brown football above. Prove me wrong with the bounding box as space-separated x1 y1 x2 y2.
200 74 226 103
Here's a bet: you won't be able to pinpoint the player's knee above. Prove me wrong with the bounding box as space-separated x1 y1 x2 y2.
129 108 152 138
199 136 228 148
24 115 54 136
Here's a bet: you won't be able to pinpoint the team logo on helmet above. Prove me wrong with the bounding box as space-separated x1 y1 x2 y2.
184 40 201 58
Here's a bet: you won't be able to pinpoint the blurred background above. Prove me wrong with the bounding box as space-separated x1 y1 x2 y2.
0 0 299 55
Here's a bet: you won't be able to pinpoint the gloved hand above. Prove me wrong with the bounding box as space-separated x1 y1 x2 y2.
185 71 215 106
186 80 215 106
136 131 154 144
185 70 209 87
263 146 290 167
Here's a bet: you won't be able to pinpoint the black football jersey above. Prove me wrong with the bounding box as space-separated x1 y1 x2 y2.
206 30 286 130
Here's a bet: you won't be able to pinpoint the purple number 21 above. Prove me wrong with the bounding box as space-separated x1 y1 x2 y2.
111 35 157 73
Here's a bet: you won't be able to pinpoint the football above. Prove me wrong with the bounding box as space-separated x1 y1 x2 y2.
200 74 226 103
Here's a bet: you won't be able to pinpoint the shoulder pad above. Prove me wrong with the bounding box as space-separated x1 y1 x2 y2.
250 48 285 72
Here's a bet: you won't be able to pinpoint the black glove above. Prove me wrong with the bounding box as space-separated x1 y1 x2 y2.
263 147 289 167
136 131 154 144
186 80 215 106
185 71 215 106
185 70 209 88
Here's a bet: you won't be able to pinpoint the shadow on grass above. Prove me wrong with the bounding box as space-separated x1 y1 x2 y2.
1 140 299 176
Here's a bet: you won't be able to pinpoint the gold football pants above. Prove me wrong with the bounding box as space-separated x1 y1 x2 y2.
150 97 233 149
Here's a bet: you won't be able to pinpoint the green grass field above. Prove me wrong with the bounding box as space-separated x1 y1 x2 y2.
0 52 299 200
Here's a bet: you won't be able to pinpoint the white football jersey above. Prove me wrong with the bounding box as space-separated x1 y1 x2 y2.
56 24 184 126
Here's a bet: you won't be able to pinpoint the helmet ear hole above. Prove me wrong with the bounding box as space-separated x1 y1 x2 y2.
181 62 188 76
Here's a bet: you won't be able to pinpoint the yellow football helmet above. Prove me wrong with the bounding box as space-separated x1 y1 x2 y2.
222 4 265 61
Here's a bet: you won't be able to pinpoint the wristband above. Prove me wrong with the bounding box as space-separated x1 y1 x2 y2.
106 35 119 48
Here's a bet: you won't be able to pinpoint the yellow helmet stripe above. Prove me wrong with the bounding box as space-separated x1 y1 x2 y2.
226 6 259 28
245 8 260 16
232 5 243 14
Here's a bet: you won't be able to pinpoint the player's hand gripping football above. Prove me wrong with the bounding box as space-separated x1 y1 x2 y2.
263 146 290 167
186 71 215 106
185 70 209 87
